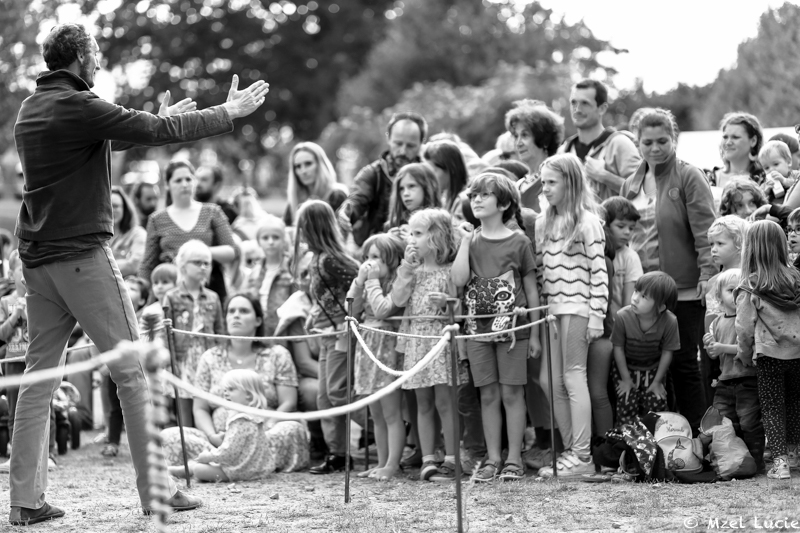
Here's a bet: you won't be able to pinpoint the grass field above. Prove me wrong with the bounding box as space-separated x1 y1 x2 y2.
2 430 800 532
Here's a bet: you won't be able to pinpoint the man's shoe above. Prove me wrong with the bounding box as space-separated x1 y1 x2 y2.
9 502 65 525
309 454 349 475
142 490 203 515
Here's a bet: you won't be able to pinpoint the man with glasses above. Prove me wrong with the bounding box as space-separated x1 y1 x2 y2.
10 22 268 525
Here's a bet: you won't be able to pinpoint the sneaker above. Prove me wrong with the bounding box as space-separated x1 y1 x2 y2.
401 446 422 468
523 447 552 470
538 451 594 479
471 460 499 483
420 460 440 481
788 445 799 469
768 456 791 480
0 459 9 474
430 461 460 482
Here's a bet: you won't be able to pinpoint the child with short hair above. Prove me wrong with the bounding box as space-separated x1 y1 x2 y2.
759 140 799 205
737 220 800 480
702 268 764 471
706 216 749 316
602 196 644 319
453 171 541 482
247 215 294 336
169 369 276 481
718 178 767 219
611 271 680 426
163 240 224 426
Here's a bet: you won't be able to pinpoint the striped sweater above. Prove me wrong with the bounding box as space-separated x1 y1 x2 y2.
534 212 609 330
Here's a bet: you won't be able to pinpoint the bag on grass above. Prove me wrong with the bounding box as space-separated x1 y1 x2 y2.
700 406 757 480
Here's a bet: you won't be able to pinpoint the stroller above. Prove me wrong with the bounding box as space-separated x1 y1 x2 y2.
52 381 83 455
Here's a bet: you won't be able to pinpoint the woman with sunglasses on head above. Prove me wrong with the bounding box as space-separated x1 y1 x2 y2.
139 159 240 301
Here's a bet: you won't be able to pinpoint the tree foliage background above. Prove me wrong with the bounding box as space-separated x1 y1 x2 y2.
2 0 800 192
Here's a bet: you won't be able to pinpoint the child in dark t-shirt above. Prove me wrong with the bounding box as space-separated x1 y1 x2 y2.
611 272 680 425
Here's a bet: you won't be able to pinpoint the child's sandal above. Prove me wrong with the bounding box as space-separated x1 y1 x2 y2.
471 460 499 483
498 462 525 481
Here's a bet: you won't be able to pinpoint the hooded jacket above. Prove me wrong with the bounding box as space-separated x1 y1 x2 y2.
736 282 800 363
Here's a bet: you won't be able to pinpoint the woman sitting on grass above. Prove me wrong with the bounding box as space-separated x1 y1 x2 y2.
161 293 309 473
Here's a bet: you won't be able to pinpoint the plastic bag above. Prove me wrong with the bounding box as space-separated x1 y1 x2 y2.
701 408 757 480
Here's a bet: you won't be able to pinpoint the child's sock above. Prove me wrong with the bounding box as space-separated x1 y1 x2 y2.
444 455 455 465
422 454 436 464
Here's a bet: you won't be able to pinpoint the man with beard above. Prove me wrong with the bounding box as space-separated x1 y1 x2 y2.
337 112 427 246
195 164 238 224
9 23 269 525
558 79 641 201
131 179 160 228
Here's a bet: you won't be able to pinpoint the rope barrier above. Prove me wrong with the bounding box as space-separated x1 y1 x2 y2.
356 315 548 340
347 320 406 377
384 304 549 321
170 328 344 342
0 326 162 366
157 325 458 421
0 348 122 390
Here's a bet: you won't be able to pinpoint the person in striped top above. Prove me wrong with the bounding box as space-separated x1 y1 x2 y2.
611 271 679 426
534 153 608 478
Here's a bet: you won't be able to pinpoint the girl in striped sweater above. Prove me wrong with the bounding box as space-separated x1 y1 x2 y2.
534 154 609 478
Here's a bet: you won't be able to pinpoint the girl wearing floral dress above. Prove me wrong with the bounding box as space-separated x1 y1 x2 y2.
391 208 460 481
169 369 275 482
347 233 407 480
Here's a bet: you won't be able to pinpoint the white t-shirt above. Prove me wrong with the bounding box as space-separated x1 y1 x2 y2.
610 246 644 319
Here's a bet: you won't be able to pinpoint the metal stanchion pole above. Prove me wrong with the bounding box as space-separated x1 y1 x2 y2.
544 313 557 478
364 406 370 473
447 299 464 533
162 316 192 488
344 298 354 503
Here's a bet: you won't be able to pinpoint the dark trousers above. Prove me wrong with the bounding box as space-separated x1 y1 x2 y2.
756 357 800 457
104 374 124 446
713 376 764 467
668 300 708 434
457 365 485 458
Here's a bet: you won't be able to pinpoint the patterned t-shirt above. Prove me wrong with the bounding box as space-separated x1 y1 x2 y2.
465 231 536 342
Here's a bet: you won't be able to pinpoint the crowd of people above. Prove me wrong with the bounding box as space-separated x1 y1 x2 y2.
3 21 800 526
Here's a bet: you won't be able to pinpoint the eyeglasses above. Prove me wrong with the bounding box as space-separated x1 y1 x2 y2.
789 227 800 235
187 260 211 268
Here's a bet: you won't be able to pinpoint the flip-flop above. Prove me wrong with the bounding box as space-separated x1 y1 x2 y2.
581 473 612 483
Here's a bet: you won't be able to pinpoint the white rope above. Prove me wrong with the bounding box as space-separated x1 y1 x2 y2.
171 328 344 342
158 325 459 421
0 348 123 389
356 316 548 340
384 304 550 321
348 321 406 377
0 326 163 366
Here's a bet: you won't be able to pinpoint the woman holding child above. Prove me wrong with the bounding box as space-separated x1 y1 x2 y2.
620 108 717 433
161 293 309 474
